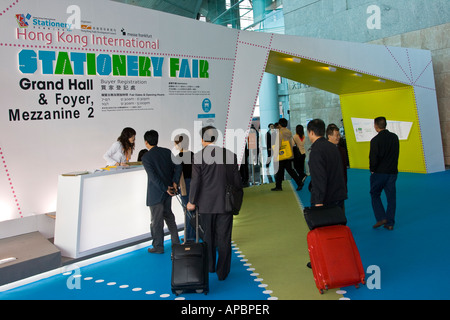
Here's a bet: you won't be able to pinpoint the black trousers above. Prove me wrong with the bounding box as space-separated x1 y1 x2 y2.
293 152 307 181
275 159 302 189
200 214 233 280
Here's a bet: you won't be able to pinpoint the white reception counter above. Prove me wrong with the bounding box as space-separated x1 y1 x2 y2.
54 166 184 259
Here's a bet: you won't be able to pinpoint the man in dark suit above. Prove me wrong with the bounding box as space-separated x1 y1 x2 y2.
370 117 400 230
307 119 347 209
187 126 242 280
305 119 348 270
142 130 182 253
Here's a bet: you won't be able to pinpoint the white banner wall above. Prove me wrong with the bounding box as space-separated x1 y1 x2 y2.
0 0 248 222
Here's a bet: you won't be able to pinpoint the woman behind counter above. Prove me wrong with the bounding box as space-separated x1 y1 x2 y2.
104 127 136 166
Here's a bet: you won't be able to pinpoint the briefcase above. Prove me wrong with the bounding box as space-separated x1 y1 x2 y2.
303 205 347 230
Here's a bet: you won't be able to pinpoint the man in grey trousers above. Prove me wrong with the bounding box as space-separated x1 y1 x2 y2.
142 130 182 253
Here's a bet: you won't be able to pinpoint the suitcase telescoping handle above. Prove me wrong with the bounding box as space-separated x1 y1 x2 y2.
175 194 200 244
194 207 199 243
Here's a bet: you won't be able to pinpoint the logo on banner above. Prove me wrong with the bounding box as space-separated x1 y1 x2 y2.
15 13 74 31
16 14 31 28
198 99 214 126
202 98 211 113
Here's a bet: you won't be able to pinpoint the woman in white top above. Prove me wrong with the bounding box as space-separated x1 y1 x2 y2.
103 127 136 166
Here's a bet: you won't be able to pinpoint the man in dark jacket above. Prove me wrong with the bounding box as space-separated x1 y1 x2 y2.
307 119 347 209
142 130 182 253
369 117 399 230
187 126 242 280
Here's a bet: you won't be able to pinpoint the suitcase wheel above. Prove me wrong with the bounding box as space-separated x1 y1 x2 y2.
175 290 183 296
319 285 328 294
196 289 208 295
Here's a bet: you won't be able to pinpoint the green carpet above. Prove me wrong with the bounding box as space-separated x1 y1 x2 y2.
232 182 343 300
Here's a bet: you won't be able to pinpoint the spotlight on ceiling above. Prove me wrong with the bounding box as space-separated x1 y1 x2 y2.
0 257 17 265
354 73 363 77
292 57 301 63
328 66 337 72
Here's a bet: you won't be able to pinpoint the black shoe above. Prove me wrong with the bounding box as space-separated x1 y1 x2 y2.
296 183 304 191
148 248 164 254
271 187 282 191
306 262 312 269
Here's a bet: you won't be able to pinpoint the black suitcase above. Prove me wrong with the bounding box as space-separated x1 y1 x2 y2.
303 205 347 230
171 199 208 295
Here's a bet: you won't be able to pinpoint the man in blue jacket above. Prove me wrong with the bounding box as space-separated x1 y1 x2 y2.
142 130 182 253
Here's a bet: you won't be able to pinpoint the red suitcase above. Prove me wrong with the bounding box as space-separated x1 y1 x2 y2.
307 225 365 294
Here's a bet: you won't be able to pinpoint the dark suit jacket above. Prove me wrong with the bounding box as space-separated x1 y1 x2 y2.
189 145 242 214
142 146 182 207
369 129 399 174
309 137 347 205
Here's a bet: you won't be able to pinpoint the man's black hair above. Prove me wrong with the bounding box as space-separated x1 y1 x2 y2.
144 130 159 146
307 119 325 137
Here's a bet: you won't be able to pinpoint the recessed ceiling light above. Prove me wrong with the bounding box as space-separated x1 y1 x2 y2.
354 73 362 77
328 66 337 72
0 257 17 264
377 79 386 83
292 57 301 63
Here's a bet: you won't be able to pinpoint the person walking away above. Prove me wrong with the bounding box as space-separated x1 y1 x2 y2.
187 126 242 281
265 123 275 183
293 124 307 185
272 118 303 191
369 117 399 230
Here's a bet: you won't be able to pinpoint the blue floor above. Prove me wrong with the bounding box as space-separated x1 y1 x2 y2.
1 168 449 300
297 168 450 300
0 240 270 300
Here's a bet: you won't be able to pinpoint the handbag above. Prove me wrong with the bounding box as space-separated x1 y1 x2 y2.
225 183 243 215
276 139 293 161
303 205 347 230
223 151 243 215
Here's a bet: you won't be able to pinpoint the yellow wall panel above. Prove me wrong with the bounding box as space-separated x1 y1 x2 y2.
340 87 426 173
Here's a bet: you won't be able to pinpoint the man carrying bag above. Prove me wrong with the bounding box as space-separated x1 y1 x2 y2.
187 126 243 281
